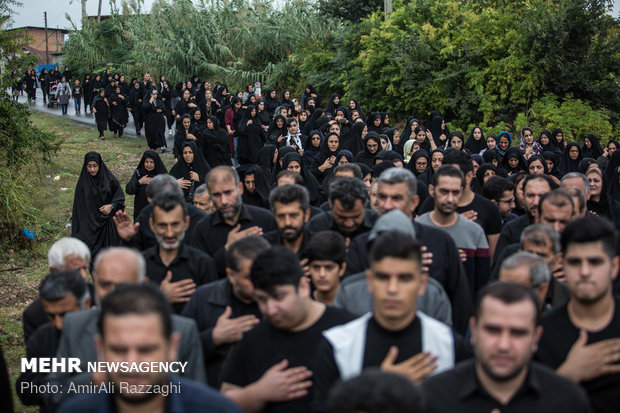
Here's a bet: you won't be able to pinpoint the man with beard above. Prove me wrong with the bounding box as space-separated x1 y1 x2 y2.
422 282 590 412
143 192 217 313
263 185 312 258
182 236 269 387
192 166 276 276
536 216 620 413
417 165 490 300
57 285 242 413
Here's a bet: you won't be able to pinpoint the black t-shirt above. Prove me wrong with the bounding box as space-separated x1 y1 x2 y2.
536 297 620 413
419 193 501 236
221 306 354 413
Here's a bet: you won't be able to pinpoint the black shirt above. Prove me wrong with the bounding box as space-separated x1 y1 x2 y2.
221 306 354 413
305 209 378 241
419 192 502 236
536 297 620 413
421 359 591 412
142 243 217 313
493 214 532 263
262 230 311 261
191 204 276 276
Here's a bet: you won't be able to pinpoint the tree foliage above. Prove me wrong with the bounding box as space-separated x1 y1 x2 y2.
318 0 383 22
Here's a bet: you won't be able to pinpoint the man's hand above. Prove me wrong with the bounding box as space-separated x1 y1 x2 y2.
460 210 478 221
557 330 620 382
300 258 310 278
160 271 196 303
458 248 467 262
380 346 438 383
113 210 139 241
225 225 263 249
254 359 313 402
421 245 432 276
177 177 192 189
212 306 259 346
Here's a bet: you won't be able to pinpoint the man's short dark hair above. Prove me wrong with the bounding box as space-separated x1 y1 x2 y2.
276 170 305 185
483 176 515 202
146 174 184 199
328 177 368 209
194 183 209 197
39 270 88 306
98 284 172 339
562 187 586 215
326 369 425 413
522 173 557 193
561 215 618 259
333 163 363 180
206 166 240 190
151 191 188 218
269 184 310 212
370 231 422 267
537 189 574 216
520 224 561 254
306 231 346 265
251 246 303 293
474 282 540 325
226 236 271 272
432 165 465 187
443 150 473 175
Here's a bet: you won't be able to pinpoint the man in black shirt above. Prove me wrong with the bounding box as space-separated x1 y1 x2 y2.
17 271 90 413
536 216 620 413
143 192 217 313
181 236 270 387
191 166 276 276
306 177 377 243
263 184 312 258
221 246 354 413
313 231 468 413
422 282 590 412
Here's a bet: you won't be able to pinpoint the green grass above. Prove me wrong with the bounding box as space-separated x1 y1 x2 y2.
0 111 176 412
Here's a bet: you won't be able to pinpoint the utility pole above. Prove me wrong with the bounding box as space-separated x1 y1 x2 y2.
44 12 49 64
384 0 392 20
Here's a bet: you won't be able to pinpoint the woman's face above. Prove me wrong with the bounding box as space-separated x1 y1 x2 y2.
556 132 563 143
569 146 580 160
207 119 214 130
236 91 243 99
410 121 418 132
115 87 121 94
499 136 510 150
333 96 340 105
415 157 428 173
486 137 496 150
508 157 519 169
193 110 202 120
249 96 256 104
349 100 356 109
86 161 99 176
338 156 349 166
276 118 284 128
529 160 544 175
299 111 307 121
310 134 321 148
234 101 242 109
134 83 140 90
383 114 389 125
588 172 602 198
393 130 400 145
483 169 496 183
585 138 591 148
545 159 554 172
416 130 426 143
329 123 341 135
473 128 482 140
120 75 125 83
183 90 191 100
250 108 257 118
523 129 534 145
366 138 379 154
608 142 617 154
182 147 194 164
441 120 446 130
327 136 339 152
431 152 444 171
144 158 155 171
270 90 276 99
284 90 290 100
183 118 191 129
287 160 301 173
257 101 264 111
244 174 256 193
288 121 298 134
380 137 389 151
280 108 288 118
373 117 381 127
473 161 480 176
540 134 549 145
361 126 368 139
450 136 463 150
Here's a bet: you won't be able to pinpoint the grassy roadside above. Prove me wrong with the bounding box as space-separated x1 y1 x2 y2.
0 110 176 412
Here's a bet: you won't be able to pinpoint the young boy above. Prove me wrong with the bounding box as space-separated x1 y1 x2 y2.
307 231 347 306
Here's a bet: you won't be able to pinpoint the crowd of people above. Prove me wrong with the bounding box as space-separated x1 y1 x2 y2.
5 67 620 413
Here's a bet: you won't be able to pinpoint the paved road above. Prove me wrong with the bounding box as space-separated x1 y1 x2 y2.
17 88 175 148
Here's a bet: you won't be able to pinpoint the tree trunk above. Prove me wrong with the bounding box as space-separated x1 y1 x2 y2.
81 0 87 24
97 0 102 22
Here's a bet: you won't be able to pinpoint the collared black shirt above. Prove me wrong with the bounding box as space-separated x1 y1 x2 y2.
262 229 311 261
143 242 217 314
190 204 276 276
305 209 378 240
421 359 591 413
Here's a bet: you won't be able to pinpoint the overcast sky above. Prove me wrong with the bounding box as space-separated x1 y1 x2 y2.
9 0 620 30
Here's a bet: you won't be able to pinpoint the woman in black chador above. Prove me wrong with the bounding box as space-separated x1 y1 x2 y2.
125 150 167 220
169 141 211 203
203 115 233 167
142 89 167 151
109 86 129 137
237 105 265 165
71 152 125 258
91 89 109 139
128 81 144 136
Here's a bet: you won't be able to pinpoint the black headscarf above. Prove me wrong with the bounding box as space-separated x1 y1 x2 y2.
303 129 324 169
136 149 167 177
552 128 566 150
407 149 430 177
356 132 381 168
428 115 449 147
282 152 322 205
475 163 499 192
257 144 278 177
543 151 561 177
325 94 340 116
582 134 604 159
384 151 404 167
270 146 298 184
559 142 583 176
203 115 233 167
127 150 167 220
578 158 598 175
342 121 366 156
267 115 287 145
372 160 396 178
465 126 486 154
237 164 270 209
527 155 549 175
71 152 124 257
346 99 366 122
537 130 560 154
500 147 528 175
169 141 211 201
